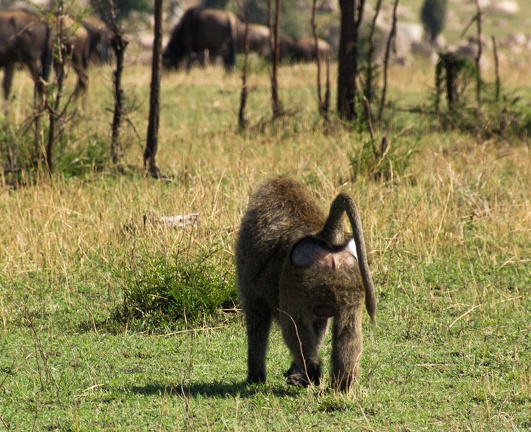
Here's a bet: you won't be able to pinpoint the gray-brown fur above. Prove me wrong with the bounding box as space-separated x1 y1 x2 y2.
236 177 376 391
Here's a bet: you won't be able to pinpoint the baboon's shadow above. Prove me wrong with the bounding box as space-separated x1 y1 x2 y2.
129 381 300 398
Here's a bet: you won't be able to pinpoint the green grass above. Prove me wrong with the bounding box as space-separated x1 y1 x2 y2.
3 248 530 430
1 45 530 431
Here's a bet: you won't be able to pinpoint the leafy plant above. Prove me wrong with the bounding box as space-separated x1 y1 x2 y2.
119 245 237 332
435 52 477 114
55 134 109 178
348 135 417 183
434 55 531 138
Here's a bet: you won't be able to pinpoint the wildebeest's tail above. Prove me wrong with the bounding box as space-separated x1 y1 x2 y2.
41 21 53 82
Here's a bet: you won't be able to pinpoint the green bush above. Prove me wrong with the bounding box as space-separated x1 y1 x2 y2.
55 134 109 178
119 246 237 332
348 135 417 183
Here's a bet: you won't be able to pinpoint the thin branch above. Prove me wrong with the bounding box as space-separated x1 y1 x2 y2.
267 0 282 117
492 35 500 102
378 0 399 121
365 0 383 105
474 0 483 106
238 18 250 129
311 0 326 117
279 309 310 386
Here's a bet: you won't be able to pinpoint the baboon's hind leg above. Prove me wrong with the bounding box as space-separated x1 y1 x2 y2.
244 297 272 383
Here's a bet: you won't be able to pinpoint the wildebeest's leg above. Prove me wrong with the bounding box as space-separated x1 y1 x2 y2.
71 53 89 107
2 64 15 101
186 51 207 70
244 296 272 383
220 41 232 72
26 61 46 109
186 55 193 71
74 66 88 107
280 313 322 387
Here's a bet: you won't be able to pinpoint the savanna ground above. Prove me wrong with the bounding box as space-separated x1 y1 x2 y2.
1 43 530 430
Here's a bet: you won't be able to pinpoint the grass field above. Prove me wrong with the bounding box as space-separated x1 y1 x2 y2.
0 42 530 430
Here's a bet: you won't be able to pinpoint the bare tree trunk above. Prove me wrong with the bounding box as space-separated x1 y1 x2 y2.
144 0 163 178
46 2 67 175
34 75 44 166
268 0 281 117
474 0 483 106
325 55 330 114
107 3 128 166
337 0 365 121
238 19 250 129
311 0 327 118
378 0 399 121
492 35 500 102
365 0 383 108
337 0 355 120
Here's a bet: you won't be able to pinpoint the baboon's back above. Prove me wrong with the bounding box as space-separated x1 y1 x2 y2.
236 178 326 307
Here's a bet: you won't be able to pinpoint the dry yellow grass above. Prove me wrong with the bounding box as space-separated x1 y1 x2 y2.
0 58 529 308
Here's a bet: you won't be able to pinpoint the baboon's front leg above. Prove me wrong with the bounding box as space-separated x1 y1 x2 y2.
331 308 363 392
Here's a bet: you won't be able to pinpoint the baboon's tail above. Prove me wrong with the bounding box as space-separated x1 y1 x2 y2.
321 193 377 324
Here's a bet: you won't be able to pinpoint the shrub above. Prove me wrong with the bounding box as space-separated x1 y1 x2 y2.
119 245 237 332
348 135 417 183
55 134 109 178
0 119 42 186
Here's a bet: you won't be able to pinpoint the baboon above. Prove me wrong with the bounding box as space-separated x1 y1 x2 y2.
236 177 376 392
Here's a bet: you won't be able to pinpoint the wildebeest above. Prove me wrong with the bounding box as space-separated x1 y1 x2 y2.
162 7 238 71
0 10 91 102
279 37 331 63
236 23 270 58
82 16 113 65
0 9 52 101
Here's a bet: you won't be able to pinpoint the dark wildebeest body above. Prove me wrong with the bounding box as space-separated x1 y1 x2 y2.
236 23 270 58
0 10 51 100
163 7 238 71
279 37 331 63
0 10 90 101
